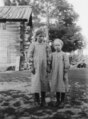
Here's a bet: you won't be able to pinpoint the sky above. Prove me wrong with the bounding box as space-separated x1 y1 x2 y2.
67 0 88 54
67 0 88 40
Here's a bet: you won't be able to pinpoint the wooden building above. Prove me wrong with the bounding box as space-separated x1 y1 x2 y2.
0 6 32 71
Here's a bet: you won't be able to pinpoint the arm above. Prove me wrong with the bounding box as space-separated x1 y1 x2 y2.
46 43 52 58
63 53 70 73
27 43 35 73
63 53 70 92
27 43 35 63
47 53 53 73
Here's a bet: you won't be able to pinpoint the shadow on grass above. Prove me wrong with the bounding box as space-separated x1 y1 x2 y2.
0 69 88 119
0 86 88 119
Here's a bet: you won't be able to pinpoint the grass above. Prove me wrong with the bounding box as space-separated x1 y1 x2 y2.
68 68 88 84
0 70 31 82
0 68 88 119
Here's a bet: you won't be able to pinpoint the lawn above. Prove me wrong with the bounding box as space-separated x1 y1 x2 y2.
0 68 88 119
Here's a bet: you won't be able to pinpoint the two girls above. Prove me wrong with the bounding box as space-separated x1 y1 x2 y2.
27 29 70 107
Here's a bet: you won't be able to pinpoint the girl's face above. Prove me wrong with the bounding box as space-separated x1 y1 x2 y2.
54 42 62 52
37 34 44 43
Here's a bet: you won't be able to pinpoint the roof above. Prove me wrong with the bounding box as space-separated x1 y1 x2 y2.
0 6 32 22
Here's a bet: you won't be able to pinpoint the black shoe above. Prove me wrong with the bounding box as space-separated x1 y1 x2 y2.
40 100 47 107
48 101 54 107
58 102 65 108
34 93 40 106
40 92 46 107
59 92 65 108
54 101 61 107
56 92 60 107
34 101 40 107
40 102 45 107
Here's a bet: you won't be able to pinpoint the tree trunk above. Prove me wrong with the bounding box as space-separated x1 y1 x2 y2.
19 22 25 70
19 22 32 70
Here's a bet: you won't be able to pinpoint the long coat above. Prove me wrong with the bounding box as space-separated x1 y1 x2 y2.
50 51 70 93
27 42 49 93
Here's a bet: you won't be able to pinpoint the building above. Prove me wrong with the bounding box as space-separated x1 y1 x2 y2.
0 6 32 71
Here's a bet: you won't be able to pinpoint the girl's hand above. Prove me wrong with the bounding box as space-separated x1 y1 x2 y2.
64 69 68 73
64 67 69 73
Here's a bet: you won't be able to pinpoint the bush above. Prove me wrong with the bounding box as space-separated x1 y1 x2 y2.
6 66 15 71
77 63 86 68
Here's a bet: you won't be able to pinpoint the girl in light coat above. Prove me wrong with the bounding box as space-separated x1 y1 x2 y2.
27 29 49 106
50 38 70 107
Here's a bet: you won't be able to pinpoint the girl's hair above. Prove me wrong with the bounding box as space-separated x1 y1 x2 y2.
33 28 45 41
35 29 44 37
53 38 64 47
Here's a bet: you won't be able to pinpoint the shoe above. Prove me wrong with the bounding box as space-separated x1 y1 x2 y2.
48 101 54 107
56 92 60 107
34 93 40 107
54 101 60 107
40 101 47 107
34 101 40 107
40 92 46 107
58 102 65 108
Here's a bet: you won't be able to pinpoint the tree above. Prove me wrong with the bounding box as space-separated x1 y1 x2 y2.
69 49 84 66
4 0 11 5
4 0 85 52
31 0 84 52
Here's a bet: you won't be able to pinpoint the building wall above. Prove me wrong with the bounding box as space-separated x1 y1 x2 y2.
0 22 21 71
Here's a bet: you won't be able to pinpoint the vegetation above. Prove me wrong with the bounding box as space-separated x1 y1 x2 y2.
4 0 85 52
